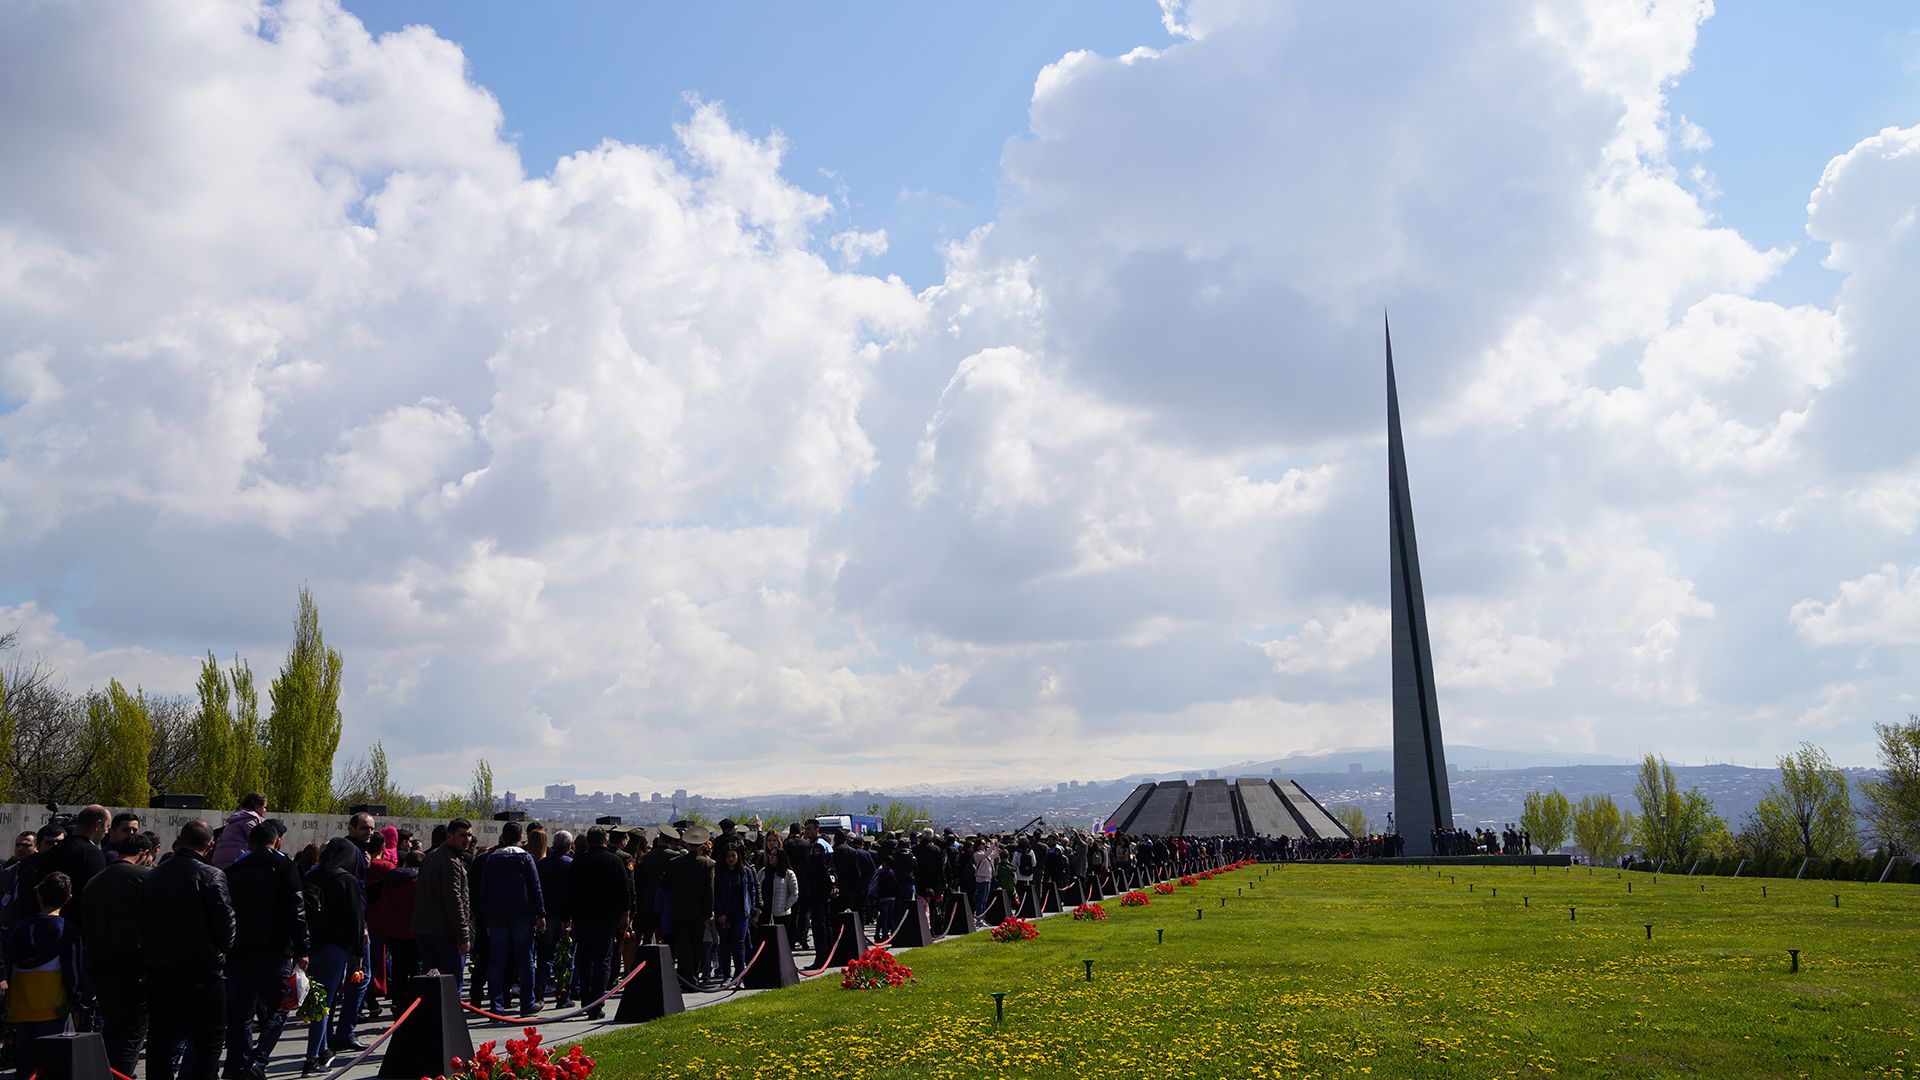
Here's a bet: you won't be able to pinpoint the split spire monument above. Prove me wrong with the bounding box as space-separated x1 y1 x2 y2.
1386 318 1453 857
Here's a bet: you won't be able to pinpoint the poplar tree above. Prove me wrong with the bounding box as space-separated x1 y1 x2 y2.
0 671 12 802
267 588 344 813
88 679 153 807
230 657 266 800
188 652 239 806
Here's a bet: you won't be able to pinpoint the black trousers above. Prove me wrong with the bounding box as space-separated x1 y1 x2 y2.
92 963 147 1077
573 919 619 1008
147 966 225 1080
224 955 291 1079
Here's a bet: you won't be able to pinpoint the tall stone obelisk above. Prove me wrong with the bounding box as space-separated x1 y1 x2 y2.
1387 318 1453 856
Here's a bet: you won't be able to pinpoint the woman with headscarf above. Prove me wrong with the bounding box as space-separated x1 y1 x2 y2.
301 838 366 1076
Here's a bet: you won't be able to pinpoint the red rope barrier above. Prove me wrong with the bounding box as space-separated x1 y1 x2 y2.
940 901 964 936
796 924 846 978
319 996 421 1080
112 1071 136 1080
459 959 650 1024
870 906 915 948
673 938 771 994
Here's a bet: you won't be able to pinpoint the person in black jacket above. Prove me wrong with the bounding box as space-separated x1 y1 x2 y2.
781 825 813 949
565 828 632 1019
300 838 366 1075
141 819 237 1080
664 829 715 987
82 833 155 1076
800 821 837 962
224 821 309 1080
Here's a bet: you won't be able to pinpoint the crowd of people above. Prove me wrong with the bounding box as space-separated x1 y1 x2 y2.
20 792 1576 1080
0 802 1255 1080
0 801 1559 1075
1430 825 1531 856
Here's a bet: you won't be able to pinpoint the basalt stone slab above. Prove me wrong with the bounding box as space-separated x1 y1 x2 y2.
32 1032 109 1080
1105 782 1155 835
824 910 871 968
939 893 974 936
979 887 1013 924
1185 779 1238 838
1239 779 1309 840
743 925 799 990
1015 886 1041 920
1085 875 1104 902
1041 885 1063 914
613 944 685 1023
1128 781 1192 836
888 897 936 948
380 974 474 1078
1387 322 1454 857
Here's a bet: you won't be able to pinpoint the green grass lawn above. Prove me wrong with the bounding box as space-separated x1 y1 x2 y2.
583 862 1919 1078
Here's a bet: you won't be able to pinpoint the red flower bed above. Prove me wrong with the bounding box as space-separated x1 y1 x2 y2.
1120 889 1151 907
1153 882 1176 895
990 916 1041 942
1070 902 1107 921
440 1027 594 1079
1178 875 1198 887
1196 870 1214 880
842 945 914 989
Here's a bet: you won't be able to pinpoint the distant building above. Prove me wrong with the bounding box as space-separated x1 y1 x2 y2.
1349 763 1363 774
673 788 689 801
650 792 663 802
545 783 577 800
1057 782 1070 793
1069 780 1080 788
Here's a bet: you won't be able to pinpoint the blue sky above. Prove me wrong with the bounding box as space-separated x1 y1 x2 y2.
7 1 1920 793
343 2 1920 300
346 1 1174 288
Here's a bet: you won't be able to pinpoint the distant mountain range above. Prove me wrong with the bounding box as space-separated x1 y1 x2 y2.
1115 744 1636 785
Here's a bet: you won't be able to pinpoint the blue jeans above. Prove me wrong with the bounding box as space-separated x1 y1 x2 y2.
304 943 354 1062
715 919 748 981
974 879 992 914
486 921 536 1011
535 922 568 1004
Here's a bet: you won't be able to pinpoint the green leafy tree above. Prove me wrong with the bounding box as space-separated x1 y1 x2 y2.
187 652 239 806
88 679 153 807
1333 805 1368 838
467 758 497 816
1571 794 1631 864
266 588 345 813
229 657 265 803
1860 716 1920 855
880 800 932 833
1520 790 1572 853
1751 743 1858 861
1631 754 1728 866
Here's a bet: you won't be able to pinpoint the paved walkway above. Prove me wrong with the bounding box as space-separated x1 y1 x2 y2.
249 869 1206 1079
303 910 1003 1079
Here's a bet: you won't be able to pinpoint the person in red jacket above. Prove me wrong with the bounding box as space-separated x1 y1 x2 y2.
365 848 420 1017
